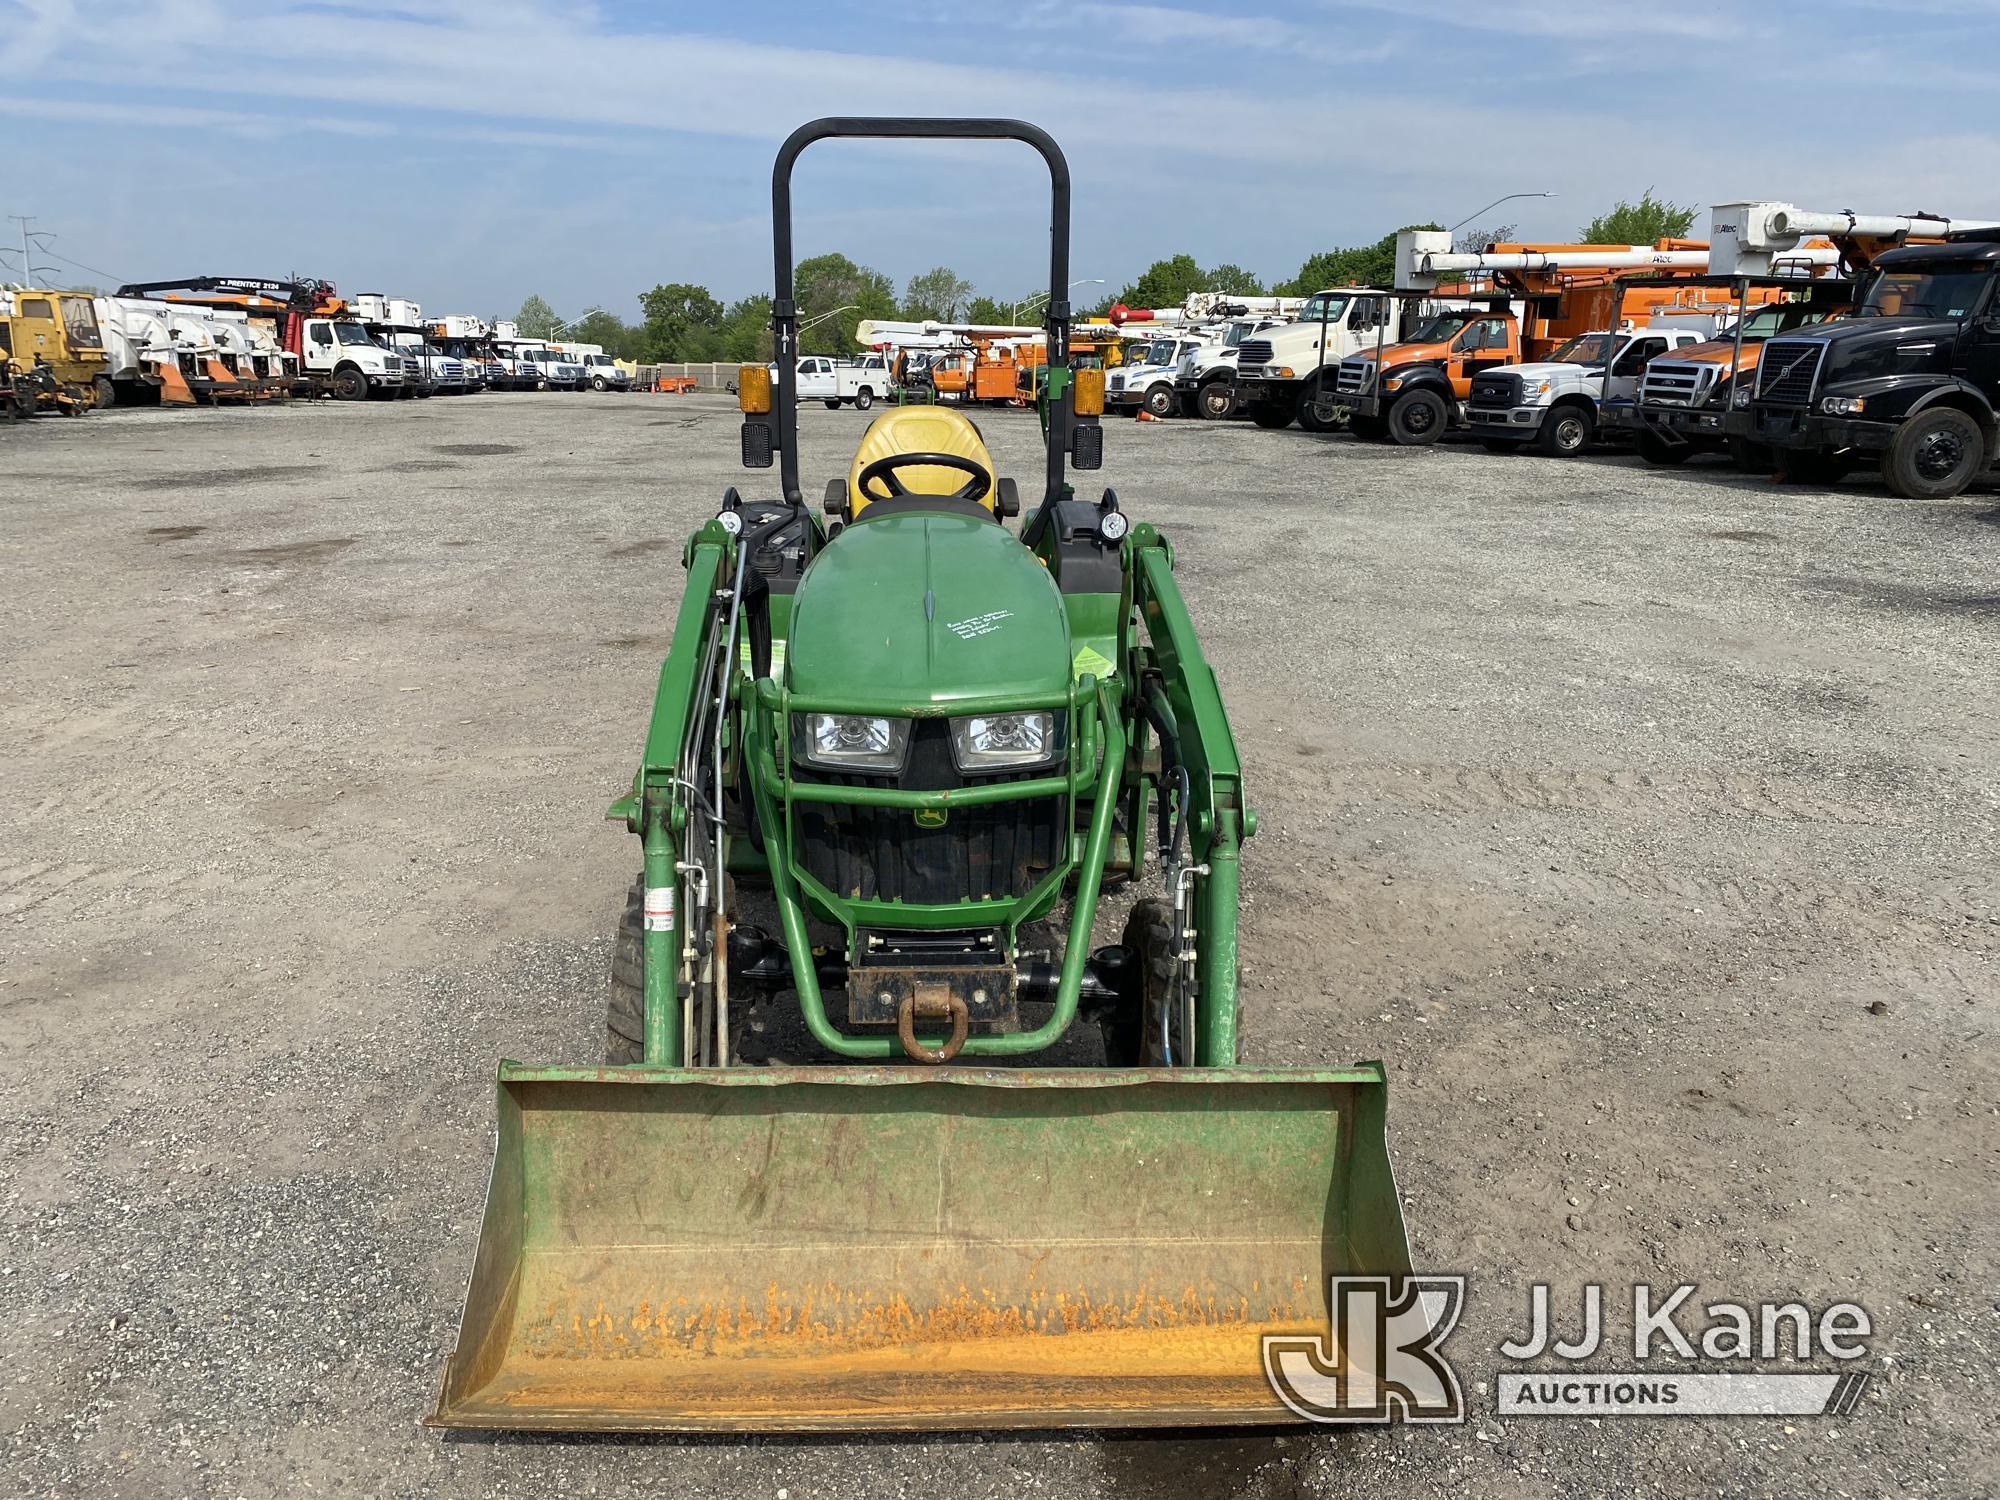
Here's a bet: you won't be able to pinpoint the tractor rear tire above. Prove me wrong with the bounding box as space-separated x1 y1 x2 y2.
1878 406 1984 499
1143 383 1175 418
1104 898 1241 1067
1248 402 1293 430
607 879 647 1064
1387 388 1448 446
1536 403 1594 457
1194 381 1233 420
1637 429 1692 466
92 375 115 409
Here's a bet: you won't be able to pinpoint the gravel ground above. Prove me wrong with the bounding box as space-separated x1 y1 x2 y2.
2 393 1994 1499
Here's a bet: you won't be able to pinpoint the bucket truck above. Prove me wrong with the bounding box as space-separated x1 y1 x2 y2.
116 278 403 399
1739 222 2000 497
1329 231 1766 447
1623 202 1981 468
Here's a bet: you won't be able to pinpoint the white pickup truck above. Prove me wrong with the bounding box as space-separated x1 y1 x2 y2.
1464 327 1706 456
793 355 889 409
1107 334 1208 417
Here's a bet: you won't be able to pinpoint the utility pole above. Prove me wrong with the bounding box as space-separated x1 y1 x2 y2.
8 215 61 285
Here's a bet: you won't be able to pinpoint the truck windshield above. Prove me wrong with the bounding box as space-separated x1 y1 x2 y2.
1223 322 1251 348
1855 269 1990 319
61 297 103 348
333 323 372 345
1297 294 1351 324
1408 313 1478 344
1721 304 1832 340
1143 339 1176 365
1546 334 1619 364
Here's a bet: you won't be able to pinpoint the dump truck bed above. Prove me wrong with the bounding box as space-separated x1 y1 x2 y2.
430 1063 1410 1432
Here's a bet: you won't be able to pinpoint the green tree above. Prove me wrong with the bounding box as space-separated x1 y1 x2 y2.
965 294 1009 326
1112 253 1206 312
1276 224 1443 295
717 295 774 362
901 266 975 323
1580 189 1697 245
513 293 563 340
1202 262 1266 295
636 283 724 361
794 252 897 354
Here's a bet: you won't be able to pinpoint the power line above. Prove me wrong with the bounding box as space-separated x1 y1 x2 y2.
38 245 125 285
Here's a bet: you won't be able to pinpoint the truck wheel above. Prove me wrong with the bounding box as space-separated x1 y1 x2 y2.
1727 436 1774 473
592 375 608 392
1248 401 1293 430
1141 383 1174 418
854 388 874 411
824 398 841 410
1195 381 1234 420
1637 430 1691 466
1879 407 1984 500
1295 375 1342 434
1773 448 1847 486
1536 403 1594 457
91 375 116 409
1387 388 1448 446
331 367 367 402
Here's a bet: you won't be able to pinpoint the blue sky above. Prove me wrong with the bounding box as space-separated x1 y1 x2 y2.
4 0 1999 323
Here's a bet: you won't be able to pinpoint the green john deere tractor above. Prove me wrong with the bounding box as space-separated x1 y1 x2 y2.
431 118 1414 1433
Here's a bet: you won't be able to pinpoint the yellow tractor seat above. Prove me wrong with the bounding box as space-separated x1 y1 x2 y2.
844 406 998 518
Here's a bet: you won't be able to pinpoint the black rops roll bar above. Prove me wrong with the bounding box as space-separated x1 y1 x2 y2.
768 118 1075 509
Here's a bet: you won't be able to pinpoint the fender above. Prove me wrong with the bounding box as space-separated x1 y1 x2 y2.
1906 376 1998 431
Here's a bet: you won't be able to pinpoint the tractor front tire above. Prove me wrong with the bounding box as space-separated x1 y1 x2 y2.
1194 381 1234 420
92 375 116 409
1104 898 1241 1067
607 879 647 1065
1387 388 1448 446
1248 401 1293 430
1879 406 1984 499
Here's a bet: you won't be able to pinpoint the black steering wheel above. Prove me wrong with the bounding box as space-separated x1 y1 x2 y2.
856 451 992 504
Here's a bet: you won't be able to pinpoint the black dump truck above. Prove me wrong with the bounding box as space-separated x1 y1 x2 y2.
1742 229 2000 498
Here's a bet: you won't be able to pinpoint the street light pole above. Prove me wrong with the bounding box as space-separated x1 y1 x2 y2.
1015 277 1104 325
1448 191 1556 237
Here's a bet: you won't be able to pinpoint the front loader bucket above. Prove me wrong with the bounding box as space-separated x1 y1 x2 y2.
430 1064 1412 1432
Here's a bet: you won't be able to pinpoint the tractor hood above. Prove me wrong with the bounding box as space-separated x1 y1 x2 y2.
786 511 1072 714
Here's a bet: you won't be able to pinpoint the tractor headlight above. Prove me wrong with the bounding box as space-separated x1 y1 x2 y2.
950 710 1065 772
793 713 910 773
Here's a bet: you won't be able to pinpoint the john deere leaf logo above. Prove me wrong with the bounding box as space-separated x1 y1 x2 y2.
914 807 948 829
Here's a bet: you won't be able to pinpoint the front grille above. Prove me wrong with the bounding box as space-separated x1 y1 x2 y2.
1335 358 1374 395
795 719 1065 905
1470 373 1520 407
1641 360 1715 408
1755 339 1825 405
1238 339 1274 366
1108 373 1125 392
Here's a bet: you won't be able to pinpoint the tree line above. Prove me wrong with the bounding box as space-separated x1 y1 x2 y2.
505 194 1695 363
